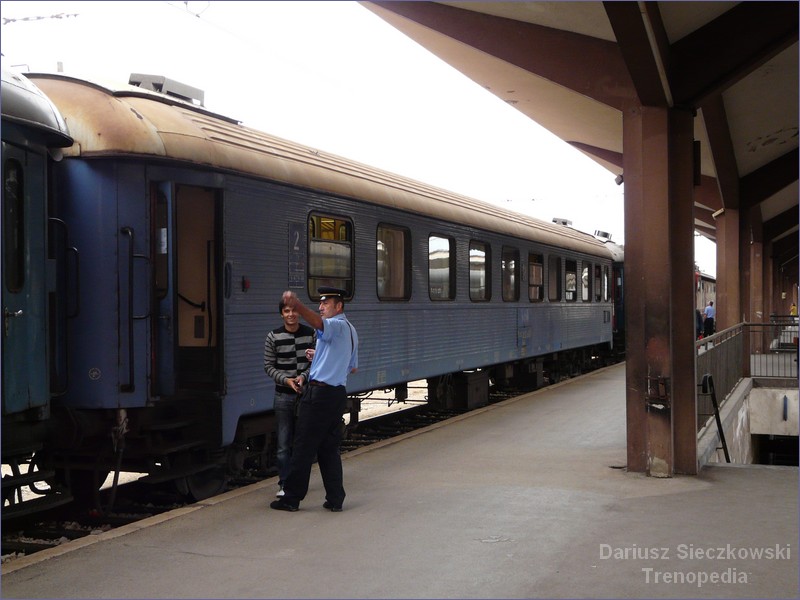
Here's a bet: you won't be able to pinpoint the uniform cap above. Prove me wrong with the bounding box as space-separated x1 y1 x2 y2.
318 286 347 300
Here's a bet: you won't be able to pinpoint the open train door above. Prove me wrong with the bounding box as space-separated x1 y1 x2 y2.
151 181 226 500
152 182 222 398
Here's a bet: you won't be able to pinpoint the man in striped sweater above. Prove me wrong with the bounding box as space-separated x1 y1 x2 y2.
264 299 316 497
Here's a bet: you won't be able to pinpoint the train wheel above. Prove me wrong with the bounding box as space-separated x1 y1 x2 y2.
181 468 227 501
173 450 229 501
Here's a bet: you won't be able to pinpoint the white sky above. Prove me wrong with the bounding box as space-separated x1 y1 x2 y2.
1 0 716 275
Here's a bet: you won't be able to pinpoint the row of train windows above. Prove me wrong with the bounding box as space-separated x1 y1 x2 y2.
307 213 611 303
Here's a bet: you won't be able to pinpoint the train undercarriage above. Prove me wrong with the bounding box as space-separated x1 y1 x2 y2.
427 343 616 409
3 403 278 521
3 342 618 521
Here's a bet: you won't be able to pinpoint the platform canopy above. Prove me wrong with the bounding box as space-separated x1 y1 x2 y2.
362 1 798 247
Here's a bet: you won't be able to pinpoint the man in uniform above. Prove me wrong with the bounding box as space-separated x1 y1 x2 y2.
703 300 716 338
270 287 358 513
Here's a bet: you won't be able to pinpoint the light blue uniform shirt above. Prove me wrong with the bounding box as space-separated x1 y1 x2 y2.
308 313 358 387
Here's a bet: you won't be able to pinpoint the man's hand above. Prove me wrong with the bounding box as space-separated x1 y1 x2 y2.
282 290 298 309
287 376 304 393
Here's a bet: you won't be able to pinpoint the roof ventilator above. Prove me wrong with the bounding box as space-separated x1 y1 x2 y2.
128 73 205 107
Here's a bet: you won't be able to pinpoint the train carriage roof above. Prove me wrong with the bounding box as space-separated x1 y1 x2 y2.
28 72 612 259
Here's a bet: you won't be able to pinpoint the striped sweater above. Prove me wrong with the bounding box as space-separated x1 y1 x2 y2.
264 324 316 394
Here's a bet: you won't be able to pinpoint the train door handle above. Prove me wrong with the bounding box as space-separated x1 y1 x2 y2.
3 308 23 336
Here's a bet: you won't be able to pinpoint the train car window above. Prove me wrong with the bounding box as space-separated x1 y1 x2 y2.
528 253 543 302
548 255 561 301
308 213 353 299
3 159 25 293
565 259 577 302
377 224 411 300
604 265 611 302
469 240 490 301
594 265 603 302
429 234 455 300
581 262 591 302
501 246 520 302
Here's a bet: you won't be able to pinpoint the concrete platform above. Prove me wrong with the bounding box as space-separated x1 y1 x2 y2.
2 363 797 599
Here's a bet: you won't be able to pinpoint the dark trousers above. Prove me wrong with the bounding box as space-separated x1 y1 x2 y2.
282 384 347 507
704 317 715 337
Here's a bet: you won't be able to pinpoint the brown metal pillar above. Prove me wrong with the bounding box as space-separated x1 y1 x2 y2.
669 109 698 475
623 105 651 474
742 208 765 322
714 209 741 330
623 105 697 476
772 236 799 314
764 238 776 318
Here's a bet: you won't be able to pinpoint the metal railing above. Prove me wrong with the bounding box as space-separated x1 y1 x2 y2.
764 314 799 352
696 325 743 429
695 319 798 430
746 316 799 379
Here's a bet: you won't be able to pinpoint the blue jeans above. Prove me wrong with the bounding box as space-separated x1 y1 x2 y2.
274 391 297 485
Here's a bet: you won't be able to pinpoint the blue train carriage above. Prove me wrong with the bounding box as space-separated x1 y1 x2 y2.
28 72 615 501
1 69 73 516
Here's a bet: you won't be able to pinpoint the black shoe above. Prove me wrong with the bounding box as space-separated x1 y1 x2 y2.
323 501 342 512
270 500 299 512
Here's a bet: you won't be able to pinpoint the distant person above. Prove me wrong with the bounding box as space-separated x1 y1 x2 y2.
696 309 704 339
703 301 715 337
270 287 358 513
264 298 315 498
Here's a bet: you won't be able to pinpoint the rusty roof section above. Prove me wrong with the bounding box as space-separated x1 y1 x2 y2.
29 72 612 259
